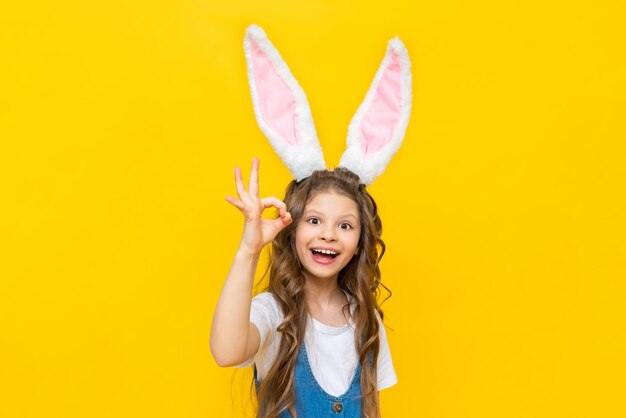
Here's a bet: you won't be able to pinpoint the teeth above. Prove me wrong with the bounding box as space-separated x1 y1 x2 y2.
313 249 337 255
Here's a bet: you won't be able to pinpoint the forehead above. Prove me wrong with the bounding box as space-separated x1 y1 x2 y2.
304 191 359 216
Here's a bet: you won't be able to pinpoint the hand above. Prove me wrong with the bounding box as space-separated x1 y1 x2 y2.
225 157 292 256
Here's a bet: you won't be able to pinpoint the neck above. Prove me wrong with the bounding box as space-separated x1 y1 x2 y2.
303 274 345 306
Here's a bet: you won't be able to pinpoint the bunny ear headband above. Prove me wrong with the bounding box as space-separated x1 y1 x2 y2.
244 24 412 186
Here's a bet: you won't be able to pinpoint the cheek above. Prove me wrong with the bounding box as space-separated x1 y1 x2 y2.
342 235 360 258
351 231 362 250
294 226 312 250
296 223 315 240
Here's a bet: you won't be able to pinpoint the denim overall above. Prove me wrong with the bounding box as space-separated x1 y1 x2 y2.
255 341 363 417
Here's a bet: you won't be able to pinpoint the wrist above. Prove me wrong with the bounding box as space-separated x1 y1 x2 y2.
235 245 262 260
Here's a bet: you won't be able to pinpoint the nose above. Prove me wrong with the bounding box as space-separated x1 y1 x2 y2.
318 225 337 242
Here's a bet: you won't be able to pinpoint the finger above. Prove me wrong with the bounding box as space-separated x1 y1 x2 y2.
225 196 245 211
234 166 247 200
260 196 287 216
271 211 292 229
248 157 259 197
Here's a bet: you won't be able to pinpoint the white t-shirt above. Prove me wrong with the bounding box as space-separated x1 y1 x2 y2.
236 292 398 397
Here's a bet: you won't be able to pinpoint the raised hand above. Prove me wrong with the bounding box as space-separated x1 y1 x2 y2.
225 157 292 256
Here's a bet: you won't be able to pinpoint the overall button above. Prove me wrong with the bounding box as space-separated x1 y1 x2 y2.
332 401 343 413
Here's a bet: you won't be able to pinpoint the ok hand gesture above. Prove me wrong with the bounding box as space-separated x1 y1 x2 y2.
225 157 292 256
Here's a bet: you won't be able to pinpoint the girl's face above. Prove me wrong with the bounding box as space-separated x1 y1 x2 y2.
295 191 361 283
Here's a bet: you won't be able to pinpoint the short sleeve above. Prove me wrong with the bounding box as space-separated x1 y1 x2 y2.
234 292 281 368
376 312 398 390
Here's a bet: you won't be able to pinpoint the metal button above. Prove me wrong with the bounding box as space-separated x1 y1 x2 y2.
332 401 343 413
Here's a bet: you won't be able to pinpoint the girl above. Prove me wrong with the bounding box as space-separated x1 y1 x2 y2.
210 25 412 418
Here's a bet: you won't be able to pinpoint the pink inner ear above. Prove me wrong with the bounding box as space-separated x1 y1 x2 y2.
251 41 299 146
360 52 402 156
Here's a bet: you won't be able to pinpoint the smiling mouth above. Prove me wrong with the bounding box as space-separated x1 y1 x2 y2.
310 249 339 261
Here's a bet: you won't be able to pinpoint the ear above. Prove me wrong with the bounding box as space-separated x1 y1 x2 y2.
244 24 326 181
338 37 412 185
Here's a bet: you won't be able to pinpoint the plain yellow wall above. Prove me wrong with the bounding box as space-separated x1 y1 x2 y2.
2 1 625 417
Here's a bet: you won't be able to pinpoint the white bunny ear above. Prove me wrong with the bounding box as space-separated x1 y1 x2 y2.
244 24 326 181
338 37 412 186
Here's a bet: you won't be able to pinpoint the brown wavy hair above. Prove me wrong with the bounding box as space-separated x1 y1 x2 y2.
254 167 390 418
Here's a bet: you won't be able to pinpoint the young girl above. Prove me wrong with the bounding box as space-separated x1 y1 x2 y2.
210 25 412 418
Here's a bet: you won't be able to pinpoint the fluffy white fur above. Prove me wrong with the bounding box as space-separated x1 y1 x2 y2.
338 37 413 186
244 24 326 181
243 25 412 186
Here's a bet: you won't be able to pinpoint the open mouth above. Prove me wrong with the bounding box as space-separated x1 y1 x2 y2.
310 248 339 262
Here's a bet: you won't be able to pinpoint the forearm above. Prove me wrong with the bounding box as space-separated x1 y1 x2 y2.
210 247 260 365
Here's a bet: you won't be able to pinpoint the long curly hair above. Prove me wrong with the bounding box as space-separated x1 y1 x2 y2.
254 167 390 418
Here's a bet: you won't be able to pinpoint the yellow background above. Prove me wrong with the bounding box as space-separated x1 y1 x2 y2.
2 1 625 417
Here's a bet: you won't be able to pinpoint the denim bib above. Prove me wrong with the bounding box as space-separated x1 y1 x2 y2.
255 342 363 417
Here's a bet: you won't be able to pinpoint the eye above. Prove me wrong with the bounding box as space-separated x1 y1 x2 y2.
340 222 352 230
307 217 320 225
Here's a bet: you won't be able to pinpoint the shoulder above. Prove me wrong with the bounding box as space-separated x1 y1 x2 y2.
242 292 285 375
374 309 390 339
252 291 280 309
374 309 398 390
251 292 284 322
252 291 278 305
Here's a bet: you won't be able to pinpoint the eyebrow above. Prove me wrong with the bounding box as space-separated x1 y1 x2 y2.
304 210 359 222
